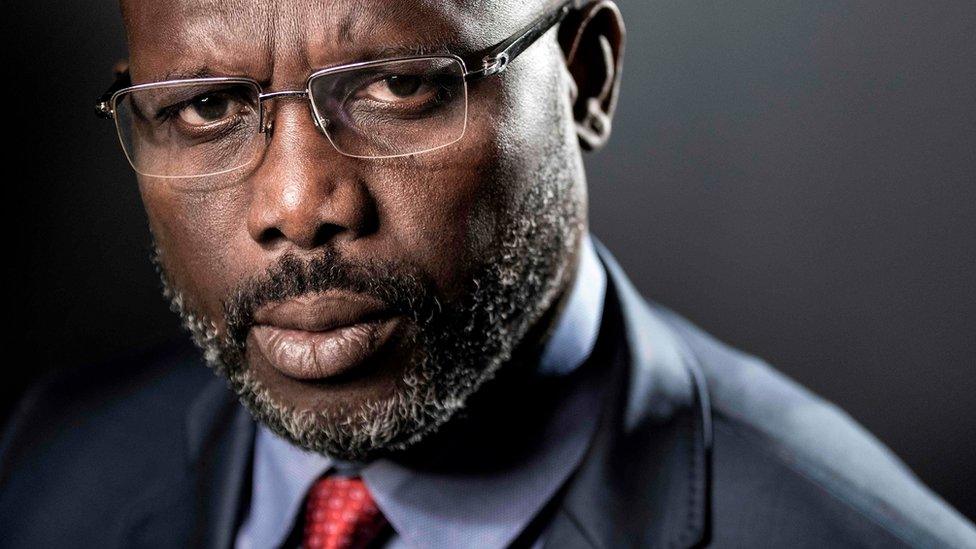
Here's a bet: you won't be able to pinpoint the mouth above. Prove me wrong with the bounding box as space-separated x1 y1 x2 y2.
249 291 405 382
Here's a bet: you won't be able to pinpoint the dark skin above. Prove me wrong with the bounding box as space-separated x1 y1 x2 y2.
122 0 624 419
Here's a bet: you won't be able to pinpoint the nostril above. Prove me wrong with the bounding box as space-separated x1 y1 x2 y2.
310 223 348 248
255 222 352 250
257 226 286 246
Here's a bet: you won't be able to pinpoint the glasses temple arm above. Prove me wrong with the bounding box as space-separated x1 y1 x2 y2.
464 0 575 81
95 66 132 118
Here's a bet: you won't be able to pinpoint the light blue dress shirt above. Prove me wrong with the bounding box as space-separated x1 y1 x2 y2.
235 233 607 549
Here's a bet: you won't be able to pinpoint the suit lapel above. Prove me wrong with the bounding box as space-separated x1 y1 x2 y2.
543 241 712 549
119 375 255 549
186 378 256 549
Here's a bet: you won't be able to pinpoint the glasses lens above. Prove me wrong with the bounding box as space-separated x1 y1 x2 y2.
113 80 262 178
309 56 468 158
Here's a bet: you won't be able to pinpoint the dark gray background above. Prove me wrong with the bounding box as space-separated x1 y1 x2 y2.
10 0 975 520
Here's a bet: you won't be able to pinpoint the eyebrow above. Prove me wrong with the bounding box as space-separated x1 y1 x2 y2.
160 67 228 81
158 42 461 84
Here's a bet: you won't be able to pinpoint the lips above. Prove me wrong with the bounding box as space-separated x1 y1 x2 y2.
250 291 403 381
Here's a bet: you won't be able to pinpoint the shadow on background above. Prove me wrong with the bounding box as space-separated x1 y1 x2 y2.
10 0 975 520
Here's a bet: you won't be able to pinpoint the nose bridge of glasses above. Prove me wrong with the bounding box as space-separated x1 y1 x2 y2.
258 89 317 134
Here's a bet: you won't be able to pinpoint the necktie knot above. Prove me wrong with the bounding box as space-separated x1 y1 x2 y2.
303 475 389 549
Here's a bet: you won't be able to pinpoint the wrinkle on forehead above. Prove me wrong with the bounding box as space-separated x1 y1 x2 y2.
124 0 541 83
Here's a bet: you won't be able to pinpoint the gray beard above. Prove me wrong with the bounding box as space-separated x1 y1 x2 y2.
156 141 582 463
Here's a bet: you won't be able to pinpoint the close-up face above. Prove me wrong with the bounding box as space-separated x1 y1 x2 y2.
118 0 617 461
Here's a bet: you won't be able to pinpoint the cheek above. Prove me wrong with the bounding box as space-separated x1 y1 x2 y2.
356 53 572 298
140 180 253 321
356 111 511 298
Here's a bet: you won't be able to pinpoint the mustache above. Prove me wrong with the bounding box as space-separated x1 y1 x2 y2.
221 247 435 347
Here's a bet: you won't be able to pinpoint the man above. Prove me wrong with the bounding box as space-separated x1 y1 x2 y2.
2 0 974 547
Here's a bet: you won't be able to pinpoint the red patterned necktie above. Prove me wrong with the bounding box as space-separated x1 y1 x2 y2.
302 475 390 549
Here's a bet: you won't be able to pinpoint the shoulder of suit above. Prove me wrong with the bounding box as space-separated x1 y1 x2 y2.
2 339 213 467
648 303 976 548
0 339 215 545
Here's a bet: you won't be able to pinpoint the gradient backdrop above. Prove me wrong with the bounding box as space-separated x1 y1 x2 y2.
9 0 975 520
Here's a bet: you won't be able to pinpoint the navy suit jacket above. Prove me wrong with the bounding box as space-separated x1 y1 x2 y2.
3 244 975 548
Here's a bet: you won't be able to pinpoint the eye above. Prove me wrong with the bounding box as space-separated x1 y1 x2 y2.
358 74 434 103
177 93 240 126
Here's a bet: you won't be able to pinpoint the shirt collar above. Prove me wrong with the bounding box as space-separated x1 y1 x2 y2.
235 424 333 549
538 232 606 376
236 233 607 549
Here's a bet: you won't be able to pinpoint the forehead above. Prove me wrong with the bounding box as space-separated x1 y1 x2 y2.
123 0 531 84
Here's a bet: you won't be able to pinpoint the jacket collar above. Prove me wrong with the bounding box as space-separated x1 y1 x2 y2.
541 240 713 549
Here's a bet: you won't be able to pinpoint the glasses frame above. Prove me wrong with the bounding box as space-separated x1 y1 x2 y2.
96 0 574 174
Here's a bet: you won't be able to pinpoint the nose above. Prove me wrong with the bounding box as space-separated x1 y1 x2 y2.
246 102 377 250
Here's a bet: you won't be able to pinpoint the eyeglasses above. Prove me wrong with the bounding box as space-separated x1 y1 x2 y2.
95 1 573 180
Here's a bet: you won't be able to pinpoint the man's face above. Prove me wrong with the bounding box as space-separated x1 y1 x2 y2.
123 0 588 461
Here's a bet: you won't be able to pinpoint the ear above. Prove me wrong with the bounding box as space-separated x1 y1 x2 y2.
558 1 625 151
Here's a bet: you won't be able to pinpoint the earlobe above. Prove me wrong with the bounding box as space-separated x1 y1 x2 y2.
559 0 625 151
